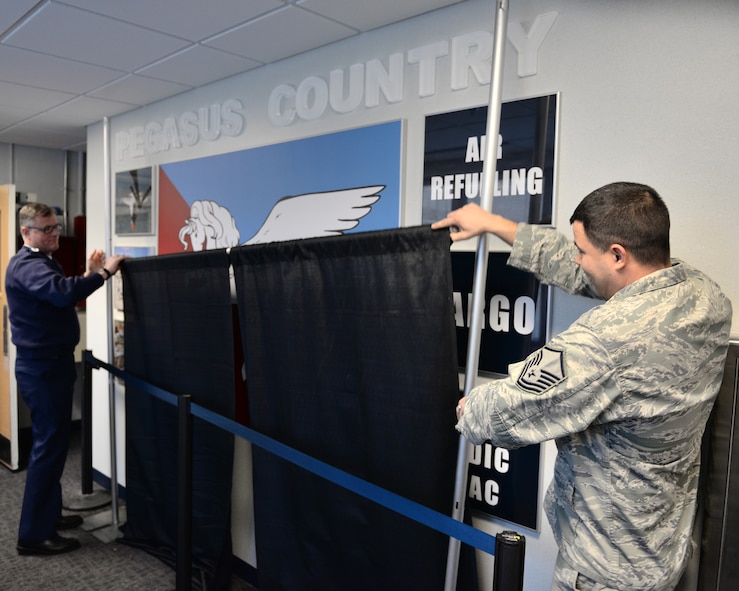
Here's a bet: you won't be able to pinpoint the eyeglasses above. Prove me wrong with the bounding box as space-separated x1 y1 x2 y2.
27 224 63 235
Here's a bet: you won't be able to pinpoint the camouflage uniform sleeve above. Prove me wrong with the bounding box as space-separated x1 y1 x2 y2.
456 320 620 447
508 223 600 299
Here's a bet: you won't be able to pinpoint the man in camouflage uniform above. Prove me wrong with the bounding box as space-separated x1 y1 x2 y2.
432 182 732 591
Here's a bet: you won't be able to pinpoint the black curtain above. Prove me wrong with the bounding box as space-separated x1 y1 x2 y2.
121 250 235 590
231 227 464 591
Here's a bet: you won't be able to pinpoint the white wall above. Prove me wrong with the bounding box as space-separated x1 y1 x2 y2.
0 144 86 222
86 0 739 589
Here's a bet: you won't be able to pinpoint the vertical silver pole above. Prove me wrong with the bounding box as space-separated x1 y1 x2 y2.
63 150 69 234
444 0 510 588
102 117 120 525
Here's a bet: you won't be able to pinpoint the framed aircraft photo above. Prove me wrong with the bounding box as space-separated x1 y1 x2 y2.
115 167 155 235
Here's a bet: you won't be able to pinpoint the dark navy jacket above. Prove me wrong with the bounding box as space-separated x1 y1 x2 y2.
5 245 104 357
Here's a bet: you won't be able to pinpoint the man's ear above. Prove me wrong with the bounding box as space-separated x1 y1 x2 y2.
611 244 628 268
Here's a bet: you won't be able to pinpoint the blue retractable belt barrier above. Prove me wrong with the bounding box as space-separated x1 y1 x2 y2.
83 352 532 591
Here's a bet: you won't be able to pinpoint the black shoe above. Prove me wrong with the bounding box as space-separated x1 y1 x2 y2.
17 535 81 556
56 514 83 530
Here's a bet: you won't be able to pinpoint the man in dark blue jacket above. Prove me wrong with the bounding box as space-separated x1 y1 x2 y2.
6 202 125 556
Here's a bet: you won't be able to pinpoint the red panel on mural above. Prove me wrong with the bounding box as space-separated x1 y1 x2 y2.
157 168 191 255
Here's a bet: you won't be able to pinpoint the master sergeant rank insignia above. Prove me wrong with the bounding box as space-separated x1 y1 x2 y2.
516 346 566 394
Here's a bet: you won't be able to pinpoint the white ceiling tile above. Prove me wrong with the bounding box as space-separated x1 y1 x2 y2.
0 113 21 128
204 5 356 64
34 95 138 127
136 45 262 87
59 0 285 41
0 45 124 94
0 108 89 148
0 125 85 150
88 74 191 106
298 0 463 31
0 81 75 114
4 118 87 141
0 0 39 33
4 3 190 71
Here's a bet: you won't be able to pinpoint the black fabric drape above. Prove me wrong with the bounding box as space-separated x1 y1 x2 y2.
231 226 463 591
121 250 235 590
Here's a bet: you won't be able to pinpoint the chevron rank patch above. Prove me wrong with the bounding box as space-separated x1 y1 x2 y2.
516 346 566 395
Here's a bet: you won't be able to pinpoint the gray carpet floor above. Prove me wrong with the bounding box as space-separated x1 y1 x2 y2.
0 428 257 591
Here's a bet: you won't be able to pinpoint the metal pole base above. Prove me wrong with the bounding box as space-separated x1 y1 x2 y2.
90 523 125 544
64 489 112 512
83 505 127 543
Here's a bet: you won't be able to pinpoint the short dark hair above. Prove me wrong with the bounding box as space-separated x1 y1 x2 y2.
569 182 671 266
18 203 55 229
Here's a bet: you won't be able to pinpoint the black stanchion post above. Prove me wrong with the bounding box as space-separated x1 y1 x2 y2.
176 394 193 591
81 349 94 494
67 350 111 515
492 531 525 591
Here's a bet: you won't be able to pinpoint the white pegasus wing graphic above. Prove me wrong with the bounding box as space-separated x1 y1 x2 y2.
244 185 385 245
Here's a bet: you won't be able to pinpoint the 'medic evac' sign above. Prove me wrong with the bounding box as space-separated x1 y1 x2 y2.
466 440 540 530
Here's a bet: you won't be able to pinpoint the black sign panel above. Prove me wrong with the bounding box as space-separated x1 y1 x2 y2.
451 252 548 376
452 252 547 529
422 94 557 226
466 441 540 530
432 97 556 531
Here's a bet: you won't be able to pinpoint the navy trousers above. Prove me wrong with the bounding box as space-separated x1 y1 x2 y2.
16 353 77 542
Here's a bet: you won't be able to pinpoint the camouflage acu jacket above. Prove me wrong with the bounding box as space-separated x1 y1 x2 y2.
457 223 733 590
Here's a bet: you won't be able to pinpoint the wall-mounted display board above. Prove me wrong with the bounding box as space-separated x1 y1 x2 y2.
154 121 403 255
451 251 547 530
451 251 548 376
422 94 558 226
466 440 541 531
115 168 154 236
428 95 557 532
